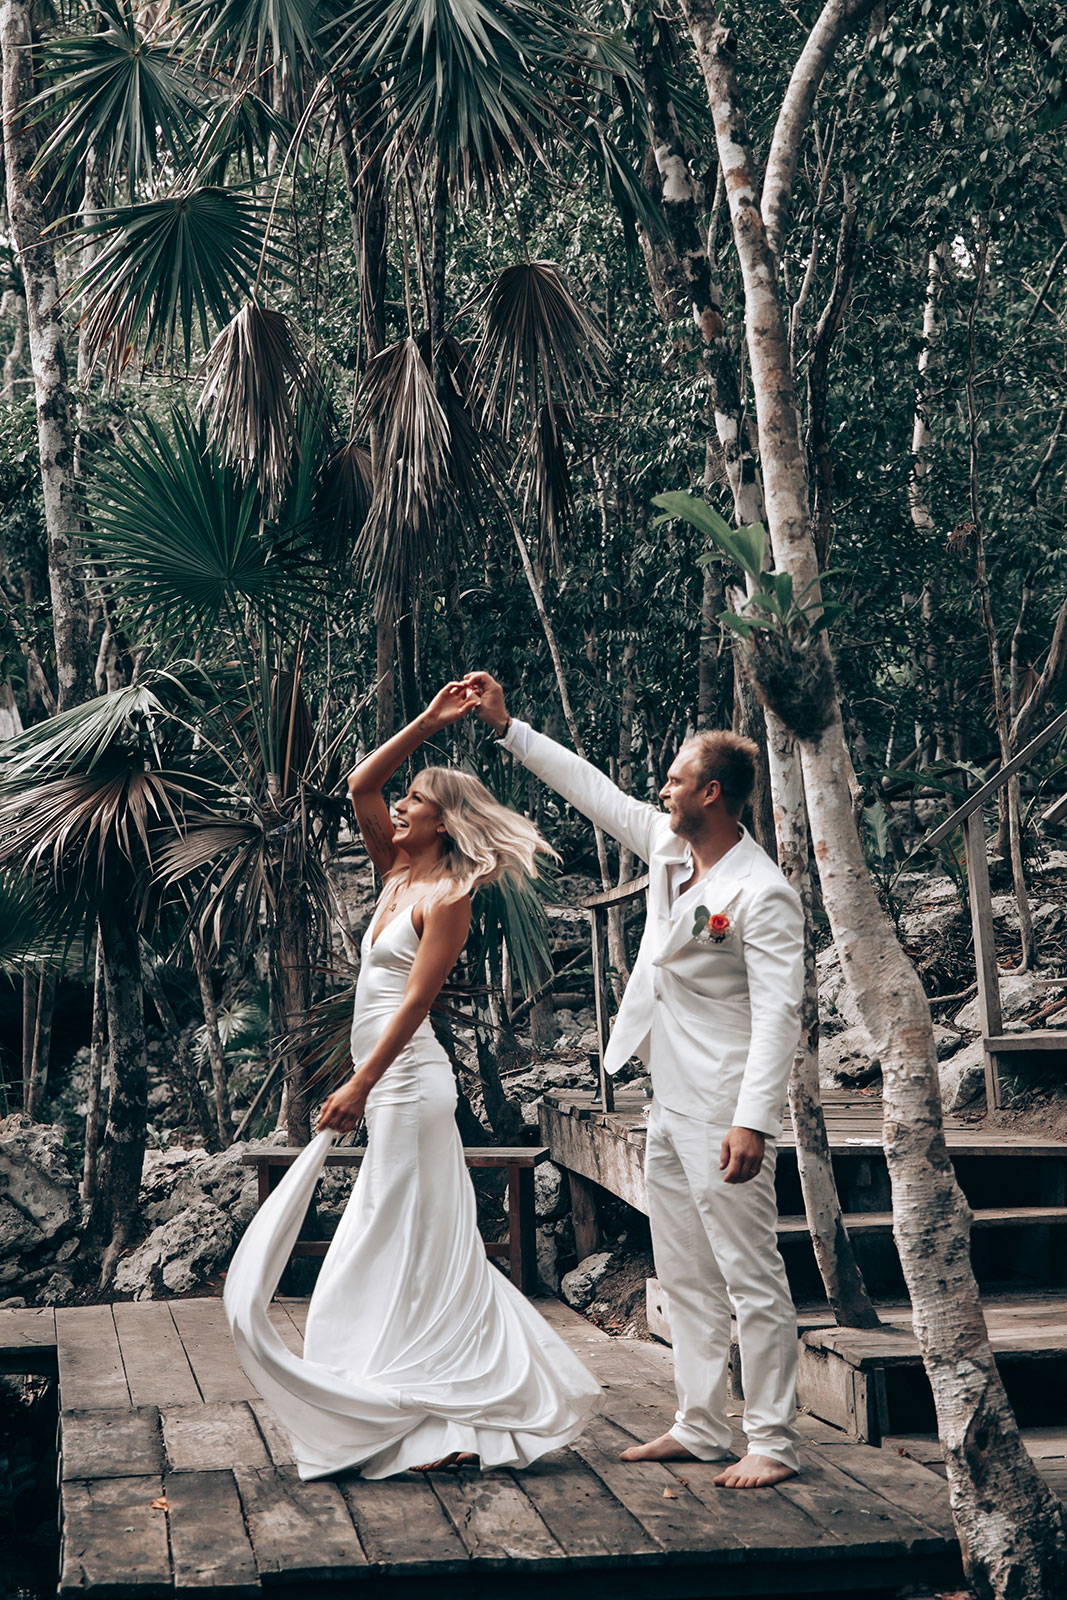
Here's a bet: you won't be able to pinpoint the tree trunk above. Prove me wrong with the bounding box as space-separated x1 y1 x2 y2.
767 712 880 1327
189 932 234 1144
631 0 869 1324
80 936 107 1204
272 852 313 1144
0 0 93 709
964 239 1034 969
142 956 217 1151
684 12 1066 1591
83 905 149 1287
25 966 56 1119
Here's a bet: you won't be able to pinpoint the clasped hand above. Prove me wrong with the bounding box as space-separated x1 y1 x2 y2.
317 1075 370 1134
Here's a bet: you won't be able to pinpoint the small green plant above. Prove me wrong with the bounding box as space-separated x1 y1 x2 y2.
651 492 843 739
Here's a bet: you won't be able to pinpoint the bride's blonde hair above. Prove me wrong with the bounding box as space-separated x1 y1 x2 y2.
389 766 558 897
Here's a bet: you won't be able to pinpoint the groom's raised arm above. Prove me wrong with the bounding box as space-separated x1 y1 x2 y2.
464 672 663 865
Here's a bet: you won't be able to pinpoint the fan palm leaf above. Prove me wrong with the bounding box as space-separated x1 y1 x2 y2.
181 0 327 76
0 870 83 974
73 185 276 374
198 299 324 510
351 335 451 613
190 89 291 185
329 0 642 198
473 261 611 554
88 410 317 641
29 0 201 200
0 681 173 781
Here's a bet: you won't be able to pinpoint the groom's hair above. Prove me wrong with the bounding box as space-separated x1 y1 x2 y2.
680 731 758 815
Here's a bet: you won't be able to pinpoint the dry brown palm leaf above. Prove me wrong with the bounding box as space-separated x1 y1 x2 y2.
199 298 323 510
351 336 452 616
473 261 611 433
472 261 610 559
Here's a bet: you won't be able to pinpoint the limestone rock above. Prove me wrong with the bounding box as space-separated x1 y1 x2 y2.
0 1115 79 1290
938 1039 986 1112
536 1226 560 1293
818 1024 880 1090
533 1160 566 1222
561 1251 614 1310
114 1195 236 1299
953 971 1061 1033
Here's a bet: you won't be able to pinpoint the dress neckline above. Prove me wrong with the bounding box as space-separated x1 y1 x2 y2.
370 900 414 950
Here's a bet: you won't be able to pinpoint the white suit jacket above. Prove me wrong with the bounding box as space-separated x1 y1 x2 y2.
500 720 804 1138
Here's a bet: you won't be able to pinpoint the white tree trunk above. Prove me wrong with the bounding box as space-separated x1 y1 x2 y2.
680 9 1067 1592
0 0 93 709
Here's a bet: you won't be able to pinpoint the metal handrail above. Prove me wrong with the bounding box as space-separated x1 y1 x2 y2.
580 874 649 1111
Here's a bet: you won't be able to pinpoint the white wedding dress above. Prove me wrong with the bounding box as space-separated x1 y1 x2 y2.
224 899 600 1480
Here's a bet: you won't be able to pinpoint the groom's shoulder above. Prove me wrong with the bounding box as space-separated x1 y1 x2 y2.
743 838 802 906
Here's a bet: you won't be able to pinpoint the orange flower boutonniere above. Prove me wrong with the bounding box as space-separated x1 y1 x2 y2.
693 906 732 943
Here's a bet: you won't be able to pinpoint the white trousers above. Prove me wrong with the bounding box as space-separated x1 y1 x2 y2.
644 1101 799 1471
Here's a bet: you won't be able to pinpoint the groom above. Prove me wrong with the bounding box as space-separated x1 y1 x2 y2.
464 671 804 1488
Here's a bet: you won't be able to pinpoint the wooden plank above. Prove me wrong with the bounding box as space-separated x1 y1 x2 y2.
779 1206 1067 1236
569 1413 741 1558
339 1476 472 1572
59 1474 170 1599
516 1446 658 1561
243 1146 549 1169
248 1398 295 1466
162 1401 272 1471
816 1439 955 1542
986 1033 1067 1053
233 1464 368 1582
531 1295 613 1344
168 1296 258 1403
538 1098 648 1214
581 873 650 909
0 1304 56 1349
113 1299 200 1407
61 1407 163 1481
430 1467 564 1564
965 807 1003 1109
165 1468 260 1594
56 1304 130 1411
266 1301 304 1357
769 1451 922 1554
921 706 1067 850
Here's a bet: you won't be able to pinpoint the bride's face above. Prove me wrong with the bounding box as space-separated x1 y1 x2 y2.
392 784 447 855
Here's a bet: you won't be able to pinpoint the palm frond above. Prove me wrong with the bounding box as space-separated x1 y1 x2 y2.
88 410 317 640
73 186 276 375
473 261 610 554
351 335 451 614
474 261 611 428
29 0 200 200
0 870 85 974
198 299 324 509
189 89 291 185
180 0 326 76
0 681 172 781
471 866 559 999
0 762 209 900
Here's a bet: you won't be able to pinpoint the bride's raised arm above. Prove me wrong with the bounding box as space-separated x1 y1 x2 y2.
346 683 478 877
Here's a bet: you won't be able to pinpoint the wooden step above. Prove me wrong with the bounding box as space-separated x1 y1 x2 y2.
986 1031 1067 1053
777 1206 1067 1239
798 1294 1067 1443
883 1430 1067 1503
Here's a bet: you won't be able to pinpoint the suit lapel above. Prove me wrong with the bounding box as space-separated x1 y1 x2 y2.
651 831 757 968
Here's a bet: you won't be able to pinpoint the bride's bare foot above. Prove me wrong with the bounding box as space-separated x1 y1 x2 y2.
713 1453 798 1488
618 1432 700 1463
412 1451 479 1472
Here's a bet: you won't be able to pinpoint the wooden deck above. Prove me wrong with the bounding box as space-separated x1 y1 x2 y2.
0 1294 966 1598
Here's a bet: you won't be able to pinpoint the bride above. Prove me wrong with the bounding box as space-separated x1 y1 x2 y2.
223 681 599 1480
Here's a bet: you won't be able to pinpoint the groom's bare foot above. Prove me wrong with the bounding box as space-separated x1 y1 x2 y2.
413 1451 479 1472
713 1453 797 1488
618 1432 700 1463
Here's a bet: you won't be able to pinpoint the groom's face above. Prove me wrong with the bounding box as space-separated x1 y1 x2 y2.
660 751 718 837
